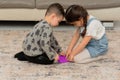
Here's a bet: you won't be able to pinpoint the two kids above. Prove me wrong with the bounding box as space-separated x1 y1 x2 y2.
15 3 108 64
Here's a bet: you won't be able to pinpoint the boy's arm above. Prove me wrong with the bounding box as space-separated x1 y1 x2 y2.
40 27 57 60
51 35 63 54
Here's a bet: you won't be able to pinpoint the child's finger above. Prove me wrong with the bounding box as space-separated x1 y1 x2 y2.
68 56 72 61
68 55 74 62
65 53 70 58
54 54 59 61
60 52 65 56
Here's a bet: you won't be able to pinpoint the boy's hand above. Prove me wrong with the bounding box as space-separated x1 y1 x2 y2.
59 51 65 56
54 54 59 62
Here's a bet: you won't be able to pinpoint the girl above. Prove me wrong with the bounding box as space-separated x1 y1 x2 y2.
65 5 108 63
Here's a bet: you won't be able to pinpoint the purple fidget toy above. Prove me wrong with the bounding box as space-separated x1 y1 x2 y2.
58 55 68 63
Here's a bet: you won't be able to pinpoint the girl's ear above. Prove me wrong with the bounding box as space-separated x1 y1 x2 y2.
79 18 84 25
79 18 83 21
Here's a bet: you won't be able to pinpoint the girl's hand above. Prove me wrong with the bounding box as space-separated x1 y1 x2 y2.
67 54 75 62
66 50 72 58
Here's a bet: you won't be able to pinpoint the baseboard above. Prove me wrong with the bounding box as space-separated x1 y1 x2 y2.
102 21 114 30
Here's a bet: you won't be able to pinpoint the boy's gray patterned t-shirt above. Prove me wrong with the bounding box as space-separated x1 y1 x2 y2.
22 20 62 60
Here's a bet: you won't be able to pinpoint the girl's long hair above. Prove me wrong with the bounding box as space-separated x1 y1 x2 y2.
65 5 88 37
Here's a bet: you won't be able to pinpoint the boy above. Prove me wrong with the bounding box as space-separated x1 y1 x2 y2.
14 3 65 65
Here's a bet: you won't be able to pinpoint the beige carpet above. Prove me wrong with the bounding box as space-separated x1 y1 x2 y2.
0 30 120 80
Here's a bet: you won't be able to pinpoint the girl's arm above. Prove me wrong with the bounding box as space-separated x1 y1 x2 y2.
68 36 92 61
66 28 80 57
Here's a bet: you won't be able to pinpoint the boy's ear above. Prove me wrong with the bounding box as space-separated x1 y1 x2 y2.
50 13 56 18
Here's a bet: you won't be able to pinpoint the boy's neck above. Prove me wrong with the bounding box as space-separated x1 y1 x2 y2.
44 16 51 25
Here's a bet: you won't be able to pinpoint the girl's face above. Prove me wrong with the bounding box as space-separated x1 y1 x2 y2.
50 15 63 27
71 18 84 27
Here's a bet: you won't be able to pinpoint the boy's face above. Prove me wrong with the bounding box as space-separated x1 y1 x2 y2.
50 14 63 27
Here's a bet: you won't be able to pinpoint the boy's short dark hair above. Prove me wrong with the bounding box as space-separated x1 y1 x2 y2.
45 3 64 17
